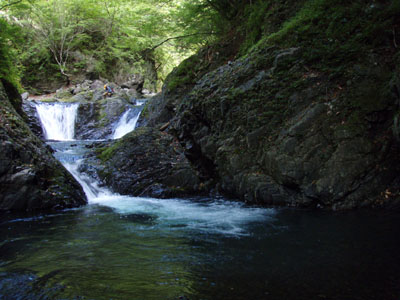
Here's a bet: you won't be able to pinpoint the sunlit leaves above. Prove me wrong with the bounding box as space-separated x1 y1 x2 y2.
2 0 229 88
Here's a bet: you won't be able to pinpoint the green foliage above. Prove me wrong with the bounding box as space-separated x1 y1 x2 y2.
4 0 213 90
0 17 21 88
4 0 397 94
1 0 255 91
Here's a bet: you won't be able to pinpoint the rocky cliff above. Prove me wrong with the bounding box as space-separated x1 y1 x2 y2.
15 0 399 210
139 1 400 209
0 80 87 212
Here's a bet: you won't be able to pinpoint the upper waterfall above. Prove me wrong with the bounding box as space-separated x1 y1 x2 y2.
112 108 142 139
35 102 79 141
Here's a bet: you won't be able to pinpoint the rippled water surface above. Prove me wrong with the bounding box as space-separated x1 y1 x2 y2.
1 204 399 300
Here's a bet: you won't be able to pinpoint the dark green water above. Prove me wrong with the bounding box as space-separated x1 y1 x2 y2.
0 204 399 300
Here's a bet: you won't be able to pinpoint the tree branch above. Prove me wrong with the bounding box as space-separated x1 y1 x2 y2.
0 0 22 11
147 32 216 52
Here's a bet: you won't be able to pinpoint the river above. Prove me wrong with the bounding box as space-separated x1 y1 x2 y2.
0 102 399 300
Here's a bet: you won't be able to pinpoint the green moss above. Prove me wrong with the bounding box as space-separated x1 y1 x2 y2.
239 0 308 55
141 102 149 119
95 108 108 128
97 142 121 162
242 0 400 77
58 98 80 103
166 56 200 91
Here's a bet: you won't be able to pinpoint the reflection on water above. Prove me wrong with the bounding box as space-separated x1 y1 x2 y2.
0 206 399 300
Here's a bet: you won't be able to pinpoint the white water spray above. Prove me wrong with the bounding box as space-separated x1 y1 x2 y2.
34 100 273 236
35 102 79 140
112 109 141 139
63 160 112 201
61 155 273 236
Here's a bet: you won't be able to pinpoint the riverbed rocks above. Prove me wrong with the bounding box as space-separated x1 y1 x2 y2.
90 127 204 198
21 100 44 139
0 80 87 212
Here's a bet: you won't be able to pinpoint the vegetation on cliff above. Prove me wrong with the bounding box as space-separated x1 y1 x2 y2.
144 0 400 209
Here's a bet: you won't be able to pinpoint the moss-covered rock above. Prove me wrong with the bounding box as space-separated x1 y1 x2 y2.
87 127 204 198
142 0 400 209
0 80 87 212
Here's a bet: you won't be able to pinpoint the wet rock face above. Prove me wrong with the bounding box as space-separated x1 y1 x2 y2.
90 127 203 198
145 46 400 209
75 98 133 140
21 100 44 139
0 81 87 212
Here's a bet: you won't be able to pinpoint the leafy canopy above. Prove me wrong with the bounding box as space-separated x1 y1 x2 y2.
1 0 225 90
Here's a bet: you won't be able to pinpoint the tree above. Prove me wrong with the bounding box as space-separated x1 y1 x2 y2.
4 0 228 89
0 16 21 86
28 0 88 85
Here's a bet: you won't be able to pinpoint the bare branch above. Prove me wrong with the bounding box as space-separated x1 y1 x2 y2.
0 0 22 11
148 32 216 52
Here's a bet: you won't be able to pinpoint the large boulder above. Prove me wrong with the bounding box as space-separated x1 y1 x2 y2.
88 127 204 198
120 74 144 93
0 80 87 212
75 97 135 140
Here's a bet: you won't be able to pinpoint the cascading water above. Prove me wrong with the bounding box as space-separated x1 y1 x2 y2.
58 147 271 236
112 108 142 139
35 102 79 140
35 101 271 235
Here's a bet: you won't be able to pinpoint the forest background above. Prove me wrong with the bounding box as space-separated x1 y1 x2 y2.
0 0 242 92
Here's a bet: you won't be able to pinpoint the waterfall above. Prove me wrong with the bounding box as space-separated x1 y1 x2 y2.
112 108 142 139
33 99 270 236
35 102 79 140
63 160 112 201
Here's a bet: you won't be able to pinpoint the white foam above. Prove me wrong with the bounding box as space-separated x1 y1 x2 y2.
90 194 275 236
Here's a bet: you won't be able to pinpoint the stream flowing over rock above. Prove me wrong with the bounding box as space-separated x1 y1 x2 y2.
0 80 86 211
21 80 202 201
23 79 145 141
